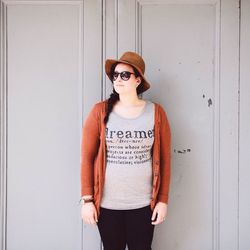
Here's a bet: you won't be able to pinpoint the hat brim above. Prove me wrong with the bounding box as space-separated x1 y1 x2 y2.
105 59 150 93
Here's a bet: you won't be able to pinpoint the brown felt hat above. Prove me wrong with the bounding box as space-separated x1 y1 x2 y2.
105 51 151 93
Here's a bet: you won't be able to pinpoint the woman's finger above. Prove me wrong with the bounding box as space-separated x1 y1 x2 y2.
152 216 160 225
152 212 164 225
151 209 157 222
88 217 92 225
94 209 98 223
90 213 97 225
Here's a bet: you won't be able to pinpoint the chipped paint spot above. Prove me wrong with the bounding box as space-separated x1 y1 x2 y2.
202 94 205 98
208 98 212 107
174 148 191 154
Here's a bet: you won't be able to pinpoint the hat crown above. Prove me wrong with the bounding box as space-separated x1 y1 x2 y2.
105 51 150 93
119 52 145 74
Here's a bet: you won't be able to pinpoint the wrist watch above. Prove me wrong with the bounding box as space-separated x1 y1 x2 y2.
79 197 94 205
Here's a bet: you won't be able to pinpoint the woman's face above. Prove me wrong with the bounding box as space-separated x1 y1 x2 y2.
112 63 141 95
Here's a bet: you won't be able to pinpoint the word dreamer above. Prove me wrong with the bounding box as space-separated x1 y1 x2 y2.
105 127 154 139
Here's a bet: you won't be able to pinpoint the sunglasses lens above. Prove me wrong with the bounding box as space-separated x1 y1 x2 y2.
112 72 119 81
112 71 134 81
120 72 131 80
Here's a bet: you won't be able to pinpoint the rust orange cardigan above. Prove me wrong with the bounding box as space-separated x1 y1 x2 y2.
80 100 171 217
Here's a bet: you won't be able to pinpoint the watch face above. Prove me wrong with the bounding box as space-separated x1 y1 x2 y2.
82 199 93 205
79 197 93 204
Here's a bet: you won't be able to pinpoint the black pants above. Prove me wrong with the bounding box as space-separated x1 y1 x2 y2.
97 205 155 250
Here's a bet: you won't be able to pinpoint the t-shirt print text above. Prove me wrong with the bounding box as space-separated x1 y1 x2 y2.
105 127 155 166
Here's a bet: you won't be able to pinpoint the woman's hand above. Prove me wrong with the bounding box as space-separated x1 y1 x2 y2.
81 202 98 225
151 202 168 225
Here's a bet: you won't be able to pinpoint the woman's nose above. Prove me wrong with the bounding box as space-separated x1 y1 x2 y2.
115 74 122 81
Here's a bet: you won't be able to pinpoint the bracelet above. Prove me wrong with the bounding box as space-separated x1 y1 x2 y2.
78 197 94 206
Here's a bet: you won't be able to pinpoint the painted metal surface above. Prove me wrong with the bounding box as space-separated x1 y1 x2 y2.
1 1 83 250
1 0 249 250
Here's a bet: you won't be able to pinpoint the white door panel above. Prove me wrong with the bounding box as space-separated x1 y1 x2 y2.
5 2 82 250
142 4 215 249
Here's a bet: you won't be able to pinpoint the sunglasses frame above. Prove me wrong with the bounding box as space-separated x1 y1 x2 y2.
112 71 136 81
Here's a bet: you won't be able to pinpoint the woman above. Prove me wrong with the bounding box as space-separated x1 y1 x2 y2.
80 51 171 250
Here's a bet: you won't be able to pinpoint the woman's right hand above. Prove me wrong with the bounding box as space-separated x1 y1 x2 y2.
81 202 98 225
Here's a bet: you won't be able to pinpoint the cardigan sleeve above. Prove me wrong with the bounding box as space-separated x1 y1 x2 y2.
157 104 171 204
80 103 101 196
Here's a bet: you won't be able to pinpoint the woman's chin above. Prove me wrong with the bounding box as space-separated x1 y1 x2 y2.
114 87 125 94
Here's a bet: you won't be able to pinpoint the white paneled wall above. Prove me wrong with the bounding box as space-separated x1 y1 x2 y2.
1 1 83 250
239 0 250 250
0 0 249 250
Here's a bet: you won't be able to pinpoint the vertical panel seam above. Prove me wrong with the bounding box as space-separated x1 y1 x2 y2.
237 1 241 250
81 0 84 248
0 1 8 250
218 1 222 249
116 0 118 57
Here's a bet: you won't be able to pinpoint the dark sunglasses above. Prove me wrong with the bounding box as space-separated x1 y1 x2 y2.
112 71 135 81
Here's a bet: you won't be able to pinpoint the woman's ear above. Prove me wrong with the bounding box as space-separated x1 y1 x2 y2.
136 76 142 85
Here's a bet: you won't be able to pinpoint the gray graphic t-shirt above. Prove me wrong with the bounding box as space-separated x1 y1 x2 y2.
100 100 155 209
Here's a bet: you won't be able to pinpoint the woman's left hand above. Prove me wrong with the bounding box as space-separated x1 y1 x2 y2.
151 202 168 225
